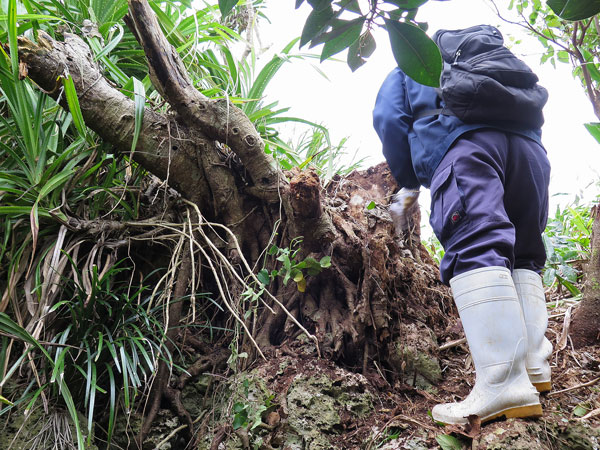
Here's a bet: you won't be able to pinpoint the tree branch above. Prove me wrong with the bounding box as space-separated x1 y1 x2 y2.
126 0 283 202
570 23 600 119
17 31 213 209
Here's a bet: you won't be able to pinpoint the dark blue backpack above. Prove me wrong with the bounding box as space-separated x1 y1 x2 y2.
421 25 548 128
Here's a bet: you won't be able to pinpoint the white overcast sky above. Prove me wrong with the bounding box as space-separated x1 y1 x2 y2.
256 0 600 209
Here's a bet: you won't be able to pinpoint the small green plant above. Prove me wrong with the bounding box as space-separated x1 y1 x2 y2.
423 232 445 266
542 200 592 297
374 426 403 448
0 259 168 448
436 434 465 450
258 237 331 292
231 378 276 432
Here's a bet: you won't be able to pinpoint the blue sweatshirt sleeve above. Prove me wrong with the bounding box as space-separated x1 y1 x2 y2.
373 69 420 189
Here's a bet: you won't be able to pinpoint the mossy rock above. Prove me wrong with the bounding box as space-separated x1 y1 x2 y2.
197 358 374 450
389 322 442 389
283 364 374 449
197 372 278 450
474 419 600 449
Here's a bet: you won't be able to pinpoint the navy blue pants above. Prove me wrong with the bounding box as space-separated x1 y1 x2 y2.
429 129 551 285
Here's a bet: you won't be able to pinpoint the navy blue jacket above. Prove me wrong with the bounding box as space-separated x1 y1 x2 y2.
373 68 544 189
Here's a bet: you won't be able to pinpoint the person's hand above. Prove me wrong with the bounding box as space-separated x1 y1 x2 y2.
390 188 420 233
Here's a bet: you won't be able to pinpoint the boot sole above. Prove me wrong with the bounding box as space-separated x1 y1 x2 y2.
434 403 544 425
533 381 551 393
485 403 543 422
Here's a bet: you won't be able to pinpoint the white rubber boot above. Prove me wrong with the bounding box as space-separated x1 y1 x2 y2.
513 269 552 392
432 267 542 425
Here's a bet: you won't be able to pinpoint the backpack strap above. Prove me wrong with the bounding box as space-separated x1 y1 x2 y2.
414 84 450 120
414 108 454 120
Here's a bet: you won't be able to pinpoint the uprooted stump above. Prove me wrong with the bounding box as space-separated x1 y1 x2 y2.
254 163 453 370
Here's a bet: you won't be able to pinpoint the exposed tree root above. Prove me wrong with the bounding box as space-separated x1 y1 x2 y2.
138 244 192 447
209 425 229 450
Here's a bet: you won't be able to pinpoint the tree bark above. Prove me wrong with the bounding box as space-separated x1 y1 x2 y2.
18 30 213 211
571 206 600 347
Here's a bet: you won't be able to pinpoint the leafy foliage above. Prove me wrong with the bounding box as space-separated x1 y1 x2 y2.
0 261 168 447
547 0 600 21
231 378 275 432
509 0 600 124
542 200 592 296
292 0 444 84
384 18 441 86
436 434 465 450
258 237 332 292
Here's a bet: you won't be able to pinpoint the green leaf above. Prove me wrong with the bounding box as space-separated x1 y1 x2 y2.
233 402 247 414
62 75 87 137
292 270 304 282
59 380 85 450
105 364 116 445
586 63 600 83
547 0 600 20
297 277 307 292
232 413 247 429
37 169 73 199
567 207 591 236
90 0 127 24
384 0 428 8
218 0 238 18
584 122 600 145
336 0 361 13
243 38 299 116
319 255 331 268
0 313 52 361
436 434 464 450
573 404 589 417
93 23 124 60
308 0 333 9
347 39 365 71
300 3 334 47
366 201 376 210
557 275 581 297
543 267 556 286
581 50 600 82
131 77 145 153
557 50 570 64
384 19 442 87
347 30 376 71
359 30 376 58
7 0 18 78
257 269 270 286
320 18 364 62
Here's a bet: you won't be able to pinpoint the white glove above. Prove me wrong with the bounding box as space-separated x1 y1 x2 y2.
390 188 420 233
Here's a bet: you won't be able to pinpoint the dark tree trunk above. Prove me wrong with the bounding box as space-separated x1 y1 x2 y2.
571 205 600 347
